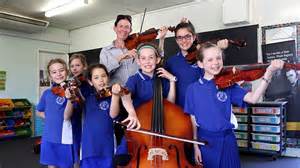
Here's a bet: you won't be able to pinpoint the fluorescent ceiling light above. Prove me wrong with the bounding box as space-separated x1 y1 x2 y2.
45 0 88 17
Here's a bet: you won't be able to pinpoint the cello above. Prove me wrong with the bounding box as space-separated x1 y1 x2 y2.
123 66 204 168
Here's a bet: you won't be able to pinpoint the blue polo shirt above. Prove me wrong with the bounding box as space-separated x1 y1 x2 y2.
81 91 114 159
125 70 170 108
184 77 248 132
165 52 203 108
37 89 67 143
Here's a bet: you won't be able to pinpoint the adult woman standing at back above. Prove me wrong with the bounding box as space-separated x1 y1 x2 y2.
99 14 168 86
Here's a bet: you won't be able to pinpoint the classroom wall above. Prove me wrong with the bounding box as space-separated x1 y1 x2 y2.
69 0 300 62
0 27 70 104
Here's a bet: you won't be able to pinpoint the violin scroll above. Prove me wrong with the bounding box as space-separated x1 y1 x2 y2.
97 86 130 98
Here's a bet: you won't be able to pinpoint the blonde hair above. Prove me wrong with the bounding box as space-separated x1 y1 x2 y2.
47 58 68 76
69 53 88 68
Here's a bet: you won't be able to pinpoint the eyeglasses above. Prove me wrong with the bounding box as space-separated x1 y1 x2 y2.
176 34 193 41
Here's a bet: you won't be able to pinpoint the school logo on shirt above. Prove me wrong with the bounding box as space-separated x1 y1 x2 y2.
99 101 109 111
216 91 227 102
191 63 199 68
56 97 66 105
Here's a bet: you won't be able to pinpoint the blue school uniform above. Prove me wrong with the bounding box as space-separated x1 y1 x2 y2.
184 77 248 168
126 70 170 108
81 89 114 168
165 52 203 108
37 88 78 168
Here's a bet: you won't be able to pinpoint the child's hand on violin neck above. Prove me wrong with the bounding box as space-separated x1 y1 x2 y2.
64 88 77 100
111 83 122 95
267 59 285 73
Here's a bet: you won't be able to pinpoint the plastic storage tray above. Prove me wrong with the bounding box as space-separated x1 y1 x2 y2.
251 124 280 133
236 115 248 123
252 107 280 115
235 132 248 139
251 141 280 151
237 140 248 147
251 116 280 124
251 133 280 143
233 107 247 114
0 99 14 111
237 124 248 131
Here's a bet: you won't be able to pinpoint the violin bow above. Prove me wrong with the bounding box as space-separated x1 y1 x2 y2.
114 121 207 146
132 8 147 64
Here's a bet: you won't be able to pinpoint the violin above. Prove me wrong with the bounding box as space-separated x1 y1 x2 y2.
185 39 247 64
214 63 300 89
124 26 175 50
51 75 85 101
96 86 130 99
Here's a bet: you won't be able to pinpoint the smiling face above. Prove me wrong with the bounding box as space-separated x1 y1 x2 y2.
175 28 196 52
49 63 68 84
137 48 161 76
90 68 109 92
198 47 223 79
113 19 132 40
70 58 86 77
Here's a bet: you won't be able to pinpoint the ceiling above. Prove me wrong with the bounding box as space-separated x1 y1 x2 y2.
0 0 194 30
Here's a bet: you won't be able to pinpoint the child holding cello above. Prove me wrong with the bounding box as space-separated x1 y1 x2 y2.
184 42 284 168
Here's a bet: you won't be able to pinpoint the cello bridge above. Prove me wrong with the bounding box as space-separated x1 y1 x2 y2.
147 148 168 160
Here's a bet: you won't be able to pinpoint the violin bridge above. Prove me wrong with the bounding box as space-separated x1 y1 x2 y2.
147 148 168 161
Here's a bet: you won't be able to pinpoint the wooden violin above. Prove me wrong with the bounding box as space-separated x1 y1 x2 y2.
214 63 300 89
51 75 84 102
186 39 247 64
125 26 175 50
96 86 130 99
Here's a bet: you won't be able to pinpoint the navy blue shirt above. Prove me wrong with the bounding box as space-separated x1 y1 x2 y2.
81 89 114 159
125 70 170 108
184 77 248 132
165 52 203 108
37 89 67 143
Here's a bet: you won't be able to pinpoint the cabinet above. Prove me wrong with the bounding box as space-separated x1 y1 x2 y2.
234 101 287 158
0 98 32 139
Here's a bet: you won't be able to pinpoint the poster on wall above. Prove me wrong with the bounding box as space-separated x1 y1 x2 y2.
262 23 300 140
0 71 6 90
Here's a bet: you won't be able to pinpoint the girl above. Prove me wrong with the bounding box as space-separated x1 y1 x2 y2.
184 42 284 168
68 53 89 168
165 18 228 108
37 58 78 168
77 64 139 168
122 42 177 113
116 42 177 160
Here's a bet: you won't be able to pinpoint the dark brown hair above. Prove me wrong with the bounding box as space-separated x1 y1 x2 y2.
114 14 132 27
87 64 109 80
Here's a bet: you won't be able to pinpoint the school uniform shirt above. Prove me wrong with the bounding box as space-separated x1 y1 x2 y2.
81 90 114 160
184 77 248 132
37 89 68 143
100 42 139 86
165 52 203 108
125 70 170 108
